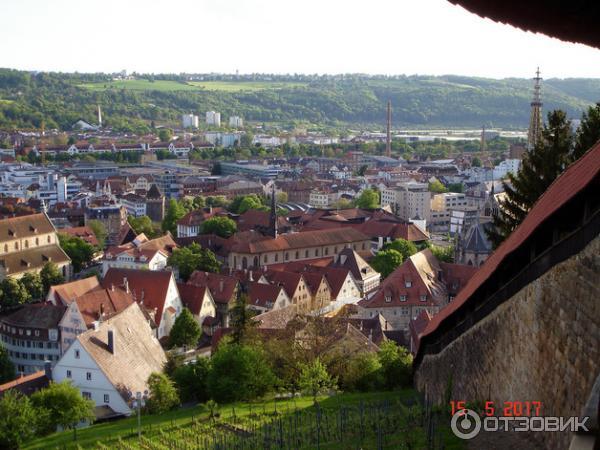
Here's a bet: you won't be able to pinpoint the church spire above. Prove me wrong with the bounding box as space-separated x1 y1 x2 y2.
527 67 543 151
268 183 278 238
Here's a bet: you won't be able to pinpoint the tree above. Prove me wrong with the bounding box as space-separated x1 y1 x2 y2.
488 110 574 247
341 352 383 392
428 179 447 193
158 128 173 142
201 216 237 238
276 191 288 204
31 380 95 432
471 157 482 167
192 196 205 209
370 249 403 278
58 234 95 272
145 372 180 414
332 198 353 210
237 195 267 214
1 278 31 308
354 188 379 209
162 198 186 236
229 293 254 345
40 262 64 294
0 342 15 383
172 357 211 403
87 219 107 249
20 272 44 301
127 215 158 238
447 182 464 193
298 358 336 404
377 341 412 390
382 239 417 261
573 103 600 160
431 244 454 263
168 243 220 281
0 390 37 449
169 308 201 349
240 132 254 148
208 341 276 402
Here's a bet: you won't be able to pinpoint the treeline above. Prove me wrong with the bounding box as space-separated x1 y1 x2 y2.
0 69 598 131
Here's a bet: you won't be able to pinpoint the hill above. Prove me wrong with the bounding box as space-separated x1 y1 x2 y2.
0 69 598 132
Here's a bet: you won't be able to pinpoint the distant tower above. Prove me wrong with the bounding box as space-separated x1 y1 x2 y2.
268 184 278 238
527 68 543 151
97 105 102 128
386 100 392 157
480 125 486 153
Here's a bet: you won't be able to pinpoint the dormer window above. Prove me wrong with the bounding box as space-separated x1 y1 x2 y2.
29 225 37 233
420 294 427 302
8 229 15 237
405 281 412 288
385 294 392 303
400 295 407 302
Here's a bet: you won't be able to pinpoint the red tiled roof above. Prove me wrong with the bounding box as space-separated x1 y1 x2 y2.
421 142 600 339
61 226 99 246
409 309 432 354
248 282 284 308
0 371 49 396
264 270 303 299
177 283 209 316
74 287 135 327
48 276 101 305
187 271 238 304
102 269 174 326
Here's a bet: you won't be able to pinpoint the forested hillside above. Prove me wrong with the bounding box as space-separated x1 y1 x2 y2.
0 69 597 132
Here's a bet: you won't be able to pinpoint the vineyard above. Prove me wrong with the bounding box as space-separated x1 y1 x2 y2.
27 392 464 450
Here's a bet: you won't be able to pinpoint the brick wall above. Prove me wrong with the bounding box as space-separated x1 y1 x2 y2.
414 234 600 450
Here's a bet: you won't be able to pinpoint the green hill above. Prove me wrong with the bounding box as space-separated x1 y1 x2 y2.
0 69 597 132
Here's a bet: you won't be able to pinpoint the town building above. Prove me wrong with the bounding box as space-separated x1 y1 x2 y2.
381 182 431 223
101 233 177 275
145 184 166 222
0 213 71 281
220 162 281 179
53 303 166 418
205 111 221 126
182 114 199 129
228 116 243 128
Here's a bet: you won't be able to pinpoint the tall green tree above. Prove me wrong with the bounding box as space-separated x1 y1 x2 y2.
172 357 211 403
168 243 220 281
127 215 158 238
0 342 15 383
169 308 202 349
370 249 403 278
31 381 95 432
40 262 64 294
488 110 574 247
0 390 37 449
428 179 447 193
58 234 95 272
229 293 253 345
145 372 180 414
1 278 31 309
382 239 417 261
298 358 336 404
20 272 44 301
162 198 187 236
377 341 413 389
573 102 600 160
200 216 237 238
354 188 379 209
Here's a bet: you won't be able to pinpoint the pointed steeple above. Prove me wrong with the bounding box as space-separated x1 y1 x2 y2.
268 183 278 238
527 67 543 151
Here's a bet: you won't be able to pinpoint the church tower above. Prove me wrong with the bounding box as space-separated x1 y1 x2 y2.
527 68 543 151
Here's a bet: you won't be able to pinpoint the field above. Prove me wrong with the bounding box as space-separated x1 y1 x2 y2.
24 390 465 450
78 79 306 92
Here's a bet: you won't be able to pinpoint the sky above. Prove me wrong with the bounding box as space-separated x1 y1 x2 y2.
1 0 599 79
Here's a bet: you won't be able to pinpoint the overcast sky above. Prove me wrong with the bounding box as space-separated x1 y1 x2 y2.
1 0 599 78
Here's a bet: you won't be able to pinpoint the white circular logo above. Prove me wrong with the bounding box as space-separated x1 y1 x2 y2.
451 409 482 440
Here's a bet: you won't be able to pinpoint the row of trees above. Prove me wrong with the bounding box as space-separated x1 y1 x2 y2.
0 381 95 449
0 263 64 312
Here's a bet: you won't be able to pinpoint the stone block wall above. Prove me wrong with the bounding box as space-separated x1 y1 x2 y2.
414 235 600 450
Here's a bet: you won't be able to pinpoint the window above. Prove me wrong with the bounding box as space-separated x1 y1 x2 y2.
385 294 391 303
35 238 39 246
305 250 309 258
47 236 51 243
25 240 29 249
82 392 92 400
104 394 110 403
34 330 39 337
86 372 92 381
405 281 412 288
420 295 427 302
14 242 18 250
2 244 6 252
75 349 80 359
66 370 72 378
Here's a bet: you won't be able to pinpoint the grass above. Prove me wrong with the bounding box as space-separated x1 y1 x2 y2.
24 390 466 450
77 79 307 92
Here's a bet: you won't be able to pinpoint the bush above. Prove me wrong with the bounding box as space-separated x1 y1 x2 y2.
146 373 180 414
341 352 383 392
173 357 211 403
377 341 413 389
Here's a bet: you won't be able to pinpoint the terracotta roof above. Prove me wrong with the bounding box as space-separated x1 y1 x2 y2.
332 248 378 283
421 142 600 340
102 269 175 326
409 309 432 354
177 283 209 316
187 271 238 304
0 244 70 277
61 226 99 247
247 281 284 308
230 228 368 254
0 371 49 397
176 208 224 227
75 303 166 404
253 304 299 329
0 213 55 241
448 0 600 49
48 276 101 305
73 287 135 327
264 270 303 299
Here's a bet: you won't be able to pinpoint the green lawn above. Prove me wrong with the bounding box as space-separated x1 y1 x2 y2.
77 79 307 92
24 390 466 450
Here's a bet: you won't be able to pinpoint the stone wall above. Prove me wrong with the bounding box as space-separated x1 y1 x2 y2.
414 234 600 450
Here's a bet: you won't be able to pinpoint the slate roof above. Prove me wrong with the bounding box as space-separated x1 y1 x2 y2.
462 222 493 253
75 303 166 403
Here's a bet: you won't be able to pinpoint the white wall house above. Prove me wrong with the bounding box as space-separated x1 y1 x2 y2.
101 249 168 276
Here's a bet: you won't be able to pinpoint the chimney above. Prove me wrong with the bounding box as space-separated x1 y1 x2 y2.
44 360 52 381
123 277 129 293
99 302 105 318
140 289 145 304
368 329 373 342
93 320 100 331
110 283 115 292
385 320 388 330
249 270 253 282
107 329 116 354
219 280 224 293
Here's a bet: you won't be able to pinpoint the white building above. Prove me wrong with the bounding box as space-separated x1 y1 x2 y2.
381 181 431 222
53 303 166 417
229 116 243 128
182 114 199 129
431 193 467 211
493 159 521 179
206 111 221 127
